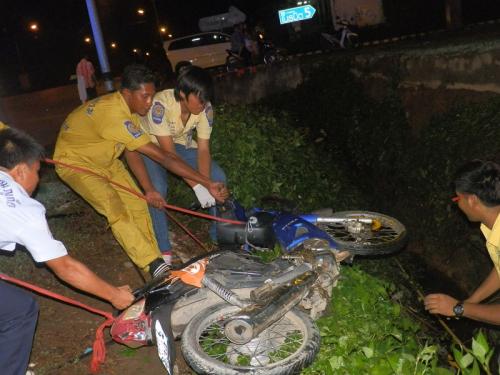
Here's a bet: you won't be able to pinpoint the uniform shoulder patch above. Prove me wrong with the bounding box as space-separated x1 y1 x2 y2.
151 102 165 124
205 103 214 127
124 120 143 138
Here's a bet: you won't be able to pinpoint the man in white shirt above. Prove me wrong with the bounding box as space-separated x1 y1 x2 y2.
0 127 134 375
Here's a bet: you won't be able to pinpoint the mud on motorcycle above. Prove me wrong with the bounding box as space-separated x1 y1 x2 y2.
111 200 407 374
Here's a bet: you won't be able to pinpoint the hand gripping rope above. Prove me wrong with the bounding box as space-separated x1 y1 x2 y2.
0 273 112 373
44 158 245 251
0 159 246 373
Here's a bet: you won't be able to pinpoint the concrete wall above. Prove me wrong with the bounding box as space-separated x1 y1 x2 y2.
213 63 303 105
214 39 500 134
350 40 500 133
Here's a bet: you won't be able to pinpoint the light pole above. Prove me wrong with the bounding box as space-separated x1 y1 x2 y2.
85 0 114 92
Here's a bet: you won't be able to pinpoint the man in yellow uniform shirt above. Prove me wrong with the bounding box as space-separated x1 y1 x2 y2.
424 160 500 325
140 65 226 261
53 64 228 277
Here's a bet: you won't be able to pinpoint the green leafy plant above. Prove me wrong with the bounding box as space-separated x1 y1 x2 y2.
302 266 448 375
167 103 365 213
452 330 495 375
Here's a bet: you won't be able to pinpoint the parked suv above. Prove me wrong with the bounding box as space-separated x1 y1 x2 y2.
163 32 231 72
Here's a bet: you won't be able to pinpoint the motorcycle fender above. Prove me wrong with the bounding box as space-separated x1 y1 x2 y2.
152 303 176 375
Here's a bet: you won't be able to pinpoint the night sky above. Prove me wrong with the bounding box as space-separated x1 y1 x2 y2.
2 0 500 96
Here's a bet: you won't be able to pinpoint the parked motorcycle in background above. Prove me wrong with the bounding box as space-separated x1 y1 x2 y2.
226 32 286 72
257 32 286 65
321 17 359 49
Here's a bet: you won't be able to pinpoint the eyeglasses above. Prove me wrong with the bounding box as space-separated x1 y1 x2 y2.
452 196 460 202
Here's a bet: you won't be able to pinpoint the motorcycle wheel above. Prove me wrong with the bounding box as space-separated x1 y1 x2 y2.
226 56 241 73
344 35 359 49
313 209 407 256
263 52 276 65
181 304 320 375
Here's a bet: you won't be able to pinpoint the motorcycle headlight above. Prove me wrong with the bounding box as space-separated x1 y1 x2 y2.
122 299 146 320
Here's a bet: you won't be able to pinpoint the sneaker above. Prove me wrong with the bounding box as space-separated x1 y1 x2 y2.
149 258 170 278
161 251 172 265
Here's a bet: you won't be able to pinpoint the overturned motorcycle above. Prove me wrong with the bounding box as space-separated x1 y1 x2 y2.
111 203 407 374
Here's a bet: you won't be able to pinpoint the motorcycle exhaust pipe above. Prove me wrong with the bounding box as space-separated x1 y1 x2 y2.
202 275 248 308
224 273 316 345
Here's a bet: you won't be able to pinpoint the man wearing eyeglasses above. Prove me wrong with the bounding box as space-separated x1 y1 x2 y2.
424 160 500 325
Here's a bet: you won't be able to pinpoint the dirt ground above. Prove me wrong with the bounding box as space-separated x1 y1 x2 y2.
1 168 212 375
4 167 498 375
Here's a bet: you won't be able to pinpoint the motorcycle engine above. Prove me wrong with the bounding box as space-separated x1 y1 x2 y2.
298 241 340 319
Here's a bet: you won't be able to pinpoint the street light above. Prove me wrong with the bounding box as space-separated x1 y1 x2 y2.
29 22 39 32
84 36 92 44
137 8 145 15
159 26 167 34
110 42 117 48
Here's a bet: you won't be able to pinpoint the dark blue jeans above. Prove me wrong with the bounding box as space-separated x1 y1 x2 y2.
142 144 227 250
0 281 39 375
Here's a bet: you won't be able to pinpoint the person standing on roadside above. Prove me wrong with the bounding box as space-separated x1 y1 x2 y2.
76 55 97 103
53 64 228 278
0 127 135 375
424 160 500 325
230 23 251 66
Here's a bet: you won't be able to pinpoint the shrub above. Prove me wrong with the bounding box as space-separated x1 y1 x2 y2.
168 104 365 212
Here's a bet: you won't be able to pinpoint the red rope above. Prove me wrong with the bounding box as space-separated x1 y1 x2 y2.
10 158 244 371
0 273 112 373
44 158 245 226
165 211 209 252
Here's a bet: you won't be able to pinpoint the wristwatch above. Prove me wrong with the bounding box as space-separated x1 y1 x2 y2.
453 301 464 318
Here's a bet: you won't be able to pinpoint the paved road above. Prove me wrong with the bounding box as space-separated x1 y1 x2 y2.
0 84 81 149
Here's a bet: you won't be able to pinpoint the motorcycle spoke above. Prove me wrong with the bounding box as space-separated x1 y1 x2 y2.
321 223 401 244
198 316 304 367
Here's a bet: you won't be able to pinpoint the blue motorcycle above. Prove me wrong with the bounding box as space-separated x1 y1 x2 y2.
216 199 407 259
113 201 406 375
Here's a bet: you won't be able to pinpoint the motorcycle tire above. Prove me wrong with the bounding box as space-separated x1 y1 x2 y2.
226 56 244 73
344 35 359 49
181 303 320 375
313 209 407 256
263 52 276 65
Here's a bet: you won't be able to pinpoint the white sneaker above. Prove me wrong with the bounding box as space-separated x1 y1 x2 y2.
162 251 172 265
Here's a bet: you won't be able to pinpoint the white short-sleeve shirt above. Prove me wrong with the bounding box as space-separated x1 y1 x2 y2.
139 89 212 148
0 171 68 262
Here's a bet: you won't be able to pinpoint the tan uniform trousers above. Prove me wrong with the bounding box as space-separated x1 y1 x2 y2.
56 159 160 269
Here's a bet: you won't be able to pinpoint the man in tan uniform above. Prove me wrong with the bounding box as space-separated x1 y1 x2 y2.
140 65 225 261
424 160 500 325
53 64 227 277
